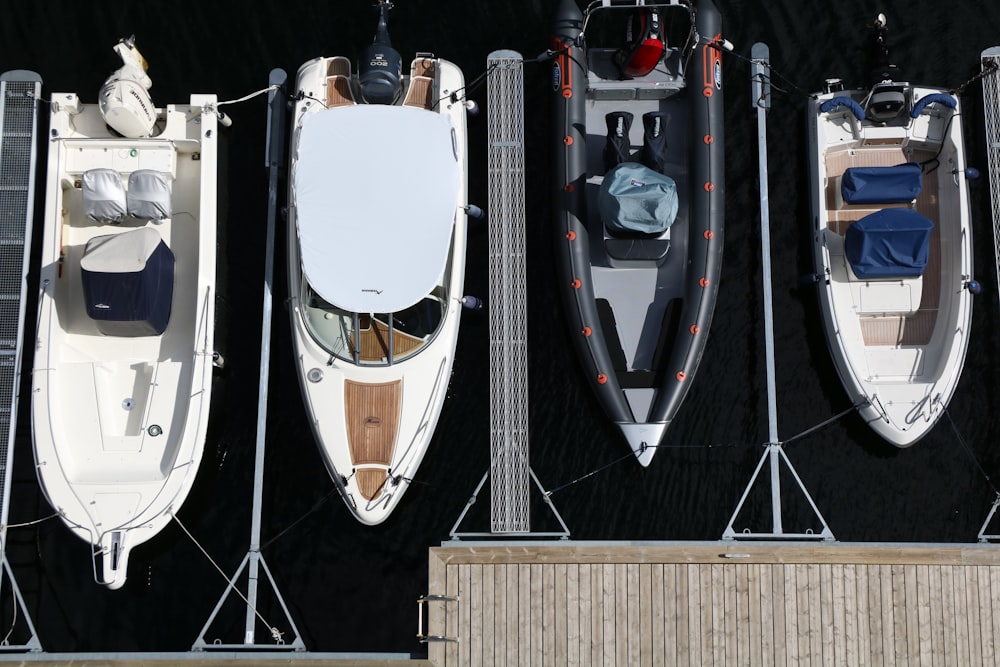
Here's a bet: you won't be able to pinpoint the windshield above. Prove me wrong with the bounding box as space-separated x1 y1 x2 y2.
300 278 447 366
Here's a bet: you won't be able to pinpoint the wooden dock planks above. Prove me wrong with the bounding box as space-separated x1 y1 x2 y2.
427 543 1000 666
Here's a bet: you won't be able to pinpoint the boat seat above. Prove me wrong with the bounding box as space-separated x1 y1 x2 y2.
127 169 171 221
81 168 127 224
326 56 351 78
403 76 434 109
326 76 356 108
324 56 356 107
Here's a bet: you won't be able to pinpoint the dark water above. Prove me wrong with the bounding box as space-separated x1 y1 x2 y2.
2 0 1000 655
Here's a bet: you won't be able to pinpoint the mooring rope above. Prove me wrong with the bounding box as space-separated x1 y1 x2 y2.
171 511 284 643
259 488 338 551
781 400 870 446
943 407 999 497
1 512 60 530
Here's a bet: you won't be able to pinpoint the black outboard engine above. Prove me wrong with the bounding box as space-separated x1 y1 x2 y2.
359 0 403 105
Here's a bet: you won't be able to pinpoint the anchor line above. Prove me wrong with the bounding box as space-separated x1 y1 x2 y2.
544 451 635 498
781 400 869 447
170 511 284 644
951 59 999 95
943 407 999 497
546 438 775 498
259 488 339 552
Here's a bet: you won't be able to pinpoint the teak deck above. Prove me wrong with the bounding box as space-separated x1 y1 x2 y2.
427 543 1000 666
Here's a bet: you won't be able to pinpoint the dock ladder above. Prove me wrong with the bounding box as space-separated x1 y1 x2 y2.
449 50 568 539
982 48 1000 318
0 70 43 651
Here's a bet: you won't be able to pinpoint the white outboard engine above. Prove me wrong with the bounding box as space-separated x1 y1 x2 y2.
359 1 402 104
99 36 157 138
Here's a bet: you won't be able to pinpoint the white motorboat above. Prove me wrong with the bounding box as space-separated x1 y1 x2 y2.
287 1 474 524
32 37 223 588
807 15 977 447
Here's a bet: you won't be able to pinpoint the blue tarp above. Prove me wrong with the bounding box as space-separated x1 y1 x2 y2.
845 208 934 279
81 230 175 336
598 162 678 236
842 163 923 205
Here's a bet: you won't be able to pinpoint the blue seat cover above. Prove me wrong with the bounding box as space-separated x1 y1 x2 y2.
845 208 933 279
842 163 923 205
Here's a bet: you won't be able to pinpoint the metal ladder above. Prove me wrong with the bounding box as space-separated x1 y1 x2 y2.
982 48 1000 318
486 50 531 534
450 51 568 539
0 69 43 651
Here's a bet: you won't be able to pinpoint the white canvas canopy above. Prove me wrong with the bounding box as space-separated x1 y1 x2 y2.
294 104 461 314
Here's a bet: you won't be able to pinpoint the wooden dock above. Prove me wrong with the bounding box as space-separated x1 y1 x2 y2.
426 542 1000 666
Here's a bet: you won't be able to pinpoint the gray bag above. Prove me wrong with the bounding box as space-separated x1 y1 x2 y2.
598 162 678 235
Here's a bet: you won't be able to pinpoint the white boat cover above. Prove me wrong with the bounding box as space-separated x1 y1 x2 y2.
294 104 461 314
82 167 127 223
127 169 172 220
80 226 164 272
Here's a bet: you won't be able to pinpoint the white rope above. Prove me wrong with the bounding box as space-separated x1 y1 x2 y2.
170 511 284 643
214 84 281 108
1 512 60 530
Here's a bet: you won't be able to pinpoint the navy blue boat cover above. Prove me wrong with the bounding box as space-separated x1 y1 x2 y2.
845 208 933 279
598 162 678 235
81 228 175 336
841 163 923 205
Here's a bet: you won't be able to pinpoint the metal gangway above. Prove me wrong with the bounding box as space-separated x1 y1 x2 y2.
0 70 43 651
983 48 1000 319
449 50 568 539
722 44 834 542
978 46 1000 542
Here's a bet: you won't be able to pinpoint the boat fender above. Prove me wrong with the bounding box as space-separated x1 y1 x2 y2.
461 295 484 311
966 279 982 295
99 36 156 138
613 9 666 79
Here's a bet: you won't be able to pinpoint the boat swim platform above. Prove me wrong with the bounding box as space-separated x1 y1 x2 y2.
427 541 1000 666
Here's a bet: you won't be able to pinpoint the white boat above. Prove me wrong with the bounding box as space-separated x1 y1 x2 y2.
31 37 223 588
287 2 474 524
807 15 977 447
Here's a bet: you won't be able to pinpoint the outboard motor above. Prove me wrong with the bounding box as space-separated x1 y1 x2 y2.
359 0 403 104
867 13 901 86
98 36 157 138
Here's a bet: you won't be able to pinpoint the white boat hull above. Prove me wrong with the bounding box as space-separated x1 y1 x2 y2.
808 85 973 446
32 94 219 587
287 55 469 525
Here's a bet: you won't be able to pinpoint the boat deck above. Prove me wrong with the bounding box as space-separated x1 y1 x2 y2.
823 148 941 347
428 542 1000 666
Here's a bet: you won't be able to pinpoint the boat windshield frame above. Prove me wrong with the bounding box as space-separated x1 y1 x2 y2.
298 235 455 366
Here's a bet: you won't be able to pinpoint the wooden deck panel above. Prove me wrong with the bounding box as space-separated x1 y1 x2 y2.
428 544 1000 666
344 379 401 465
350 319 424 362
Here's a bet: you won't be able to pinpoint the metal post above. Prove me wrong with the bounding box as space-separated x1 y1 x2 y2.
194 69 304 650
722 45 833 542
